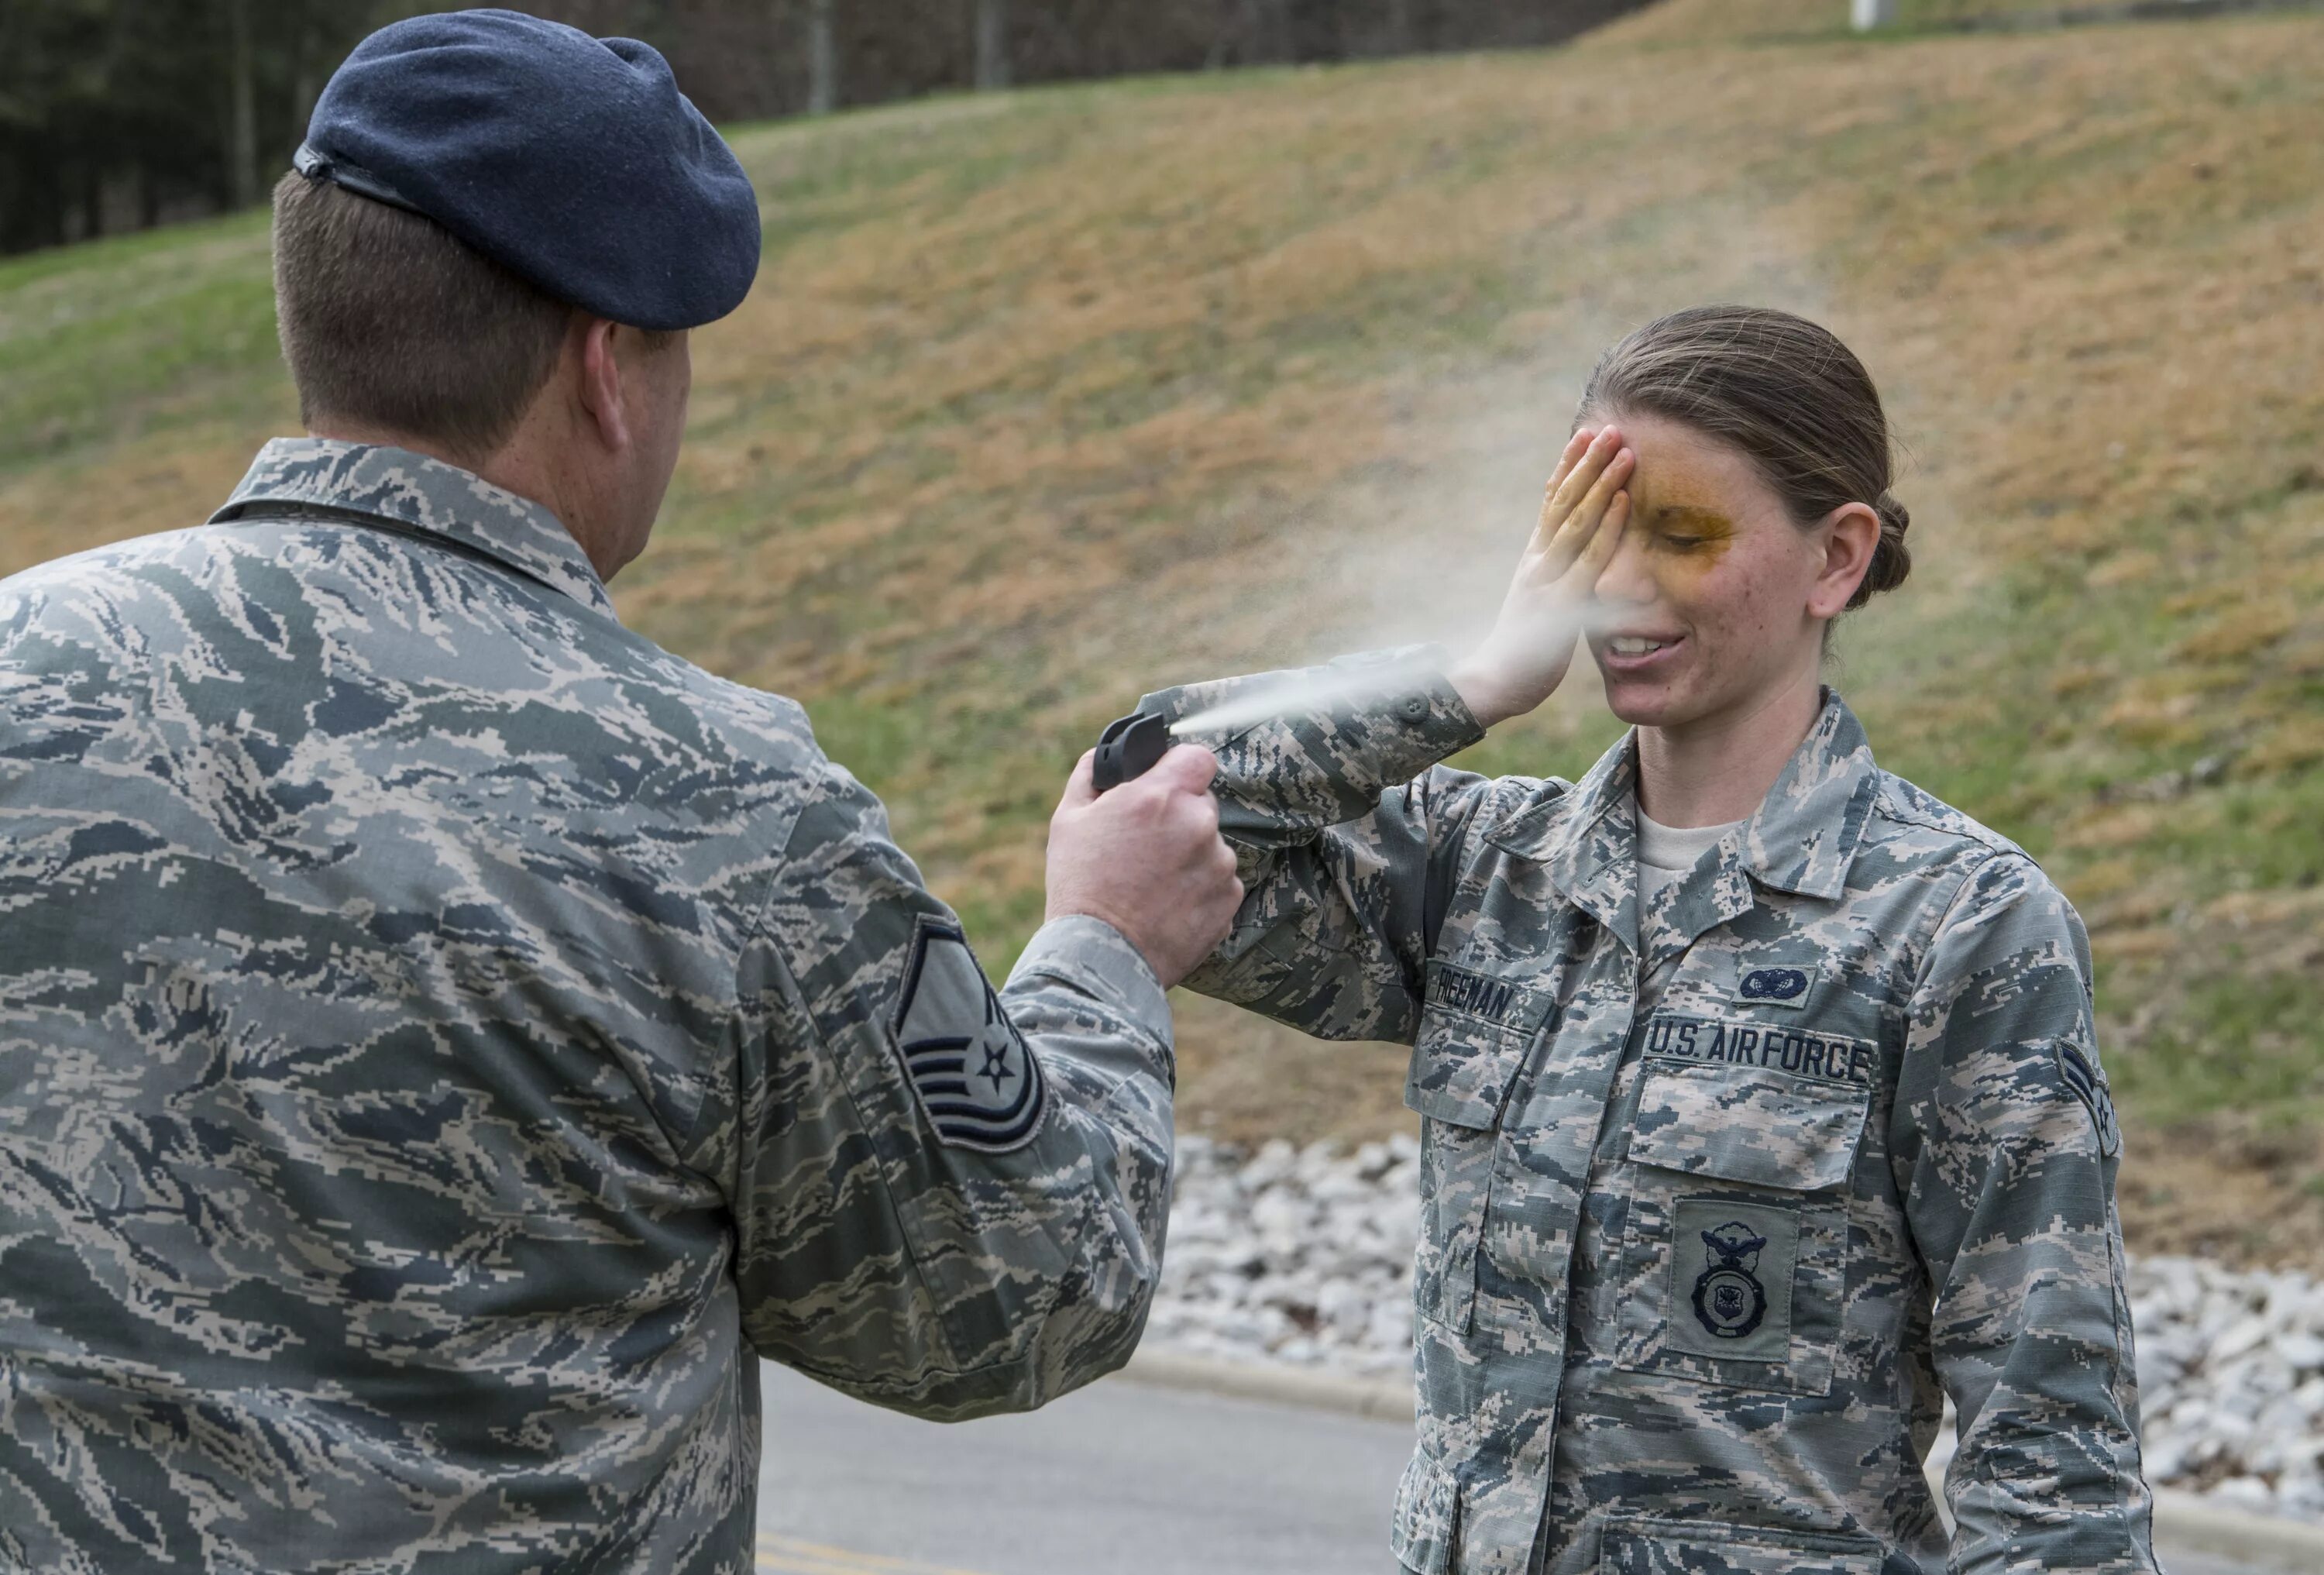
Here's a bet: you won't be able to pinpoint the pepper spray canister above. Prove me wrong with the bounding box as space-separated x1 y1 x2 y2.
1091 711 1171 793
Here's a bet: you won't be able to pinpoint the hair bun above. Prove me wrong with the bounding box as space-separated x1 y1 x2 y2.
1855 493 1913 607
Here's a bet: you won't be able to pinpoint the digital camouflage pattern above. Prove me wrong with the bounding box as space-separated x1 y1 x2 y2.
1140 652 2155 1575
0 439 1177 1575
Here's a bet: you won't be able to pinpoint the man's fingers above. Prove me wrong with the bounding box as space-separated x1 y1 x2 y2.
1057 748 1098 812
1149 742 1219 795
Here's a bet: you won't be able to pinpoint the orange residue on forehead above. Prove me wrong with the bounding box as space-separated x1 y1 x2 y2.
1632 497 1737 588
1624 450 1740 589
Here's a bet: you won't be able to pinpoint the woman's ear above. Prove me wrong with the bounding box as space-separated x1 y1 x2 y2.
1807 501 1881 620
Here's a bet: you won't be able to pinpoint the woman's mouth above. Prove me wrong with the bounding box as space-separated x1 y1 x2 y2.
1598 633 1686 672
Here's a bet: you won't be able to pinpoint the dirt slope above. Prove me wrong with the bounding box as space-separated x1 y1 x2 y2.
3 0 2320 1263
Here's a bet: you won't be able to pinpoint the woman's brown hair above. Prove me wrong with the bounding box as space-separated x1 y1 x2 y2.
1576 304 1910 610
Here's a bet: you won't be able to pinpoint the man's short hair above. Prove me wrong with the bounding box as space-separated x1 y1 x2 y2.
272 172 573 465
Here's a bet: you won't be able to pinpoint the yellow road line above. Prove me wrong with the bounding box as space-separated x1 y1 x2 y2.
754 1532 1000 1575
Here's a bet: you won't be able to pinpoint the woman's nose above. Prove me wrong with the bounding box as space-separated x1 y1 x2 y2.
1593 519 1658 606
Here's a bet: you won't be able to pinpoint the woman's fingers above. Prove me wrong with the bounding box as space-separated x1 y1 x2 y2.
1557 443 1635 562
1525 446 1634 590
1533 427 1624 570
1525 428 1597 555
1549 428 1621 521
1573 444 1634 529
1542 428 1593 501
1569 484 1631 587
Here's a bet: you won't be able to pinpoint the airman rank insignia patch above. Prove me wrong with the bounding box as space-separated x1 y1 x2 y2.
892 920 1047 1152
2057 1041 2121 1158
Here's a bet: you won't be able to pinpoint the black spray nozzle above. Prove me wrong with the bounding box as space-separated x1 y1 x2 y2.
1092 711 1171 793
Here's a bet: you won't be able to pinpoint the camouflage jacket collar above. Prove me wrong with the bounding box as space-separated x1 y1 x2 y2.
211 438 617 618
1739 689 1883 900
1489 689 1881 909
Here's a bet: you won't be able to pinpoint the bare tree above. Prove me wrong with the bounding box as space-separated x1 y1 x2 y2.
225 0 257 208
1207 0 1275 69
1245 0 1290 66
806 0 837 114
5 0 1668 257
974 0 1009 91
288 0 326 151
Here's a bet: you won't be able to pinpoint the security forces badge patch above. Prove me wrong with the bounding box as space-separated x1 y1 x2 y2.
1691 1221 1769 1339
1667 1198 1798 1363
892 920 1047 1151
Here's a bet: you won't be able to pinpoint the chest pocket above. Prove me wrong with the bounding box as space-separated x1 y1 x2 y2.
1610 1054 1868 1397
1402 961 1537 1336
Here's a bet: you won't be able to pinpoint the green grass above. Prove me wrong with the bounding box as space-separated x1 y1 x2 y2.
0 213 281 474
3 0 2322 1188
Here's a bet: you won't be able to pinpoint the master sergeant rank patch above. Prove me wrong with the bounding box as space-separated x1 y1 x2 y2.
892 920 1047 1152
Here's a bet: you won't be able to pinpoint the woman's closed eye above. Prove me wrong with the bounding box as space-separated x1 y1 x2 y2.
1643 504 1734 555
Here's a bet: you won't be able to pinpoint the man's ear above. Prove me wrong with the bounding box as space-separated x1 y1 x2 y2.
1807 500 1881 621
575 317 631 454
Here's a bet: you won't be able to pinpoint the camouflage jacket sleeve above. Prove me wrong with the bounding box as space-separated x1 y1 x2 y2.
1136 650 1490 1044
1893 851 2157 1572
706 758 1175 1421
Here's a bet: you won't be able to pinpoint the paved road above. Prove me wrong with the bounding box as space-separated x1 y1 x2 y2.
754 1360 2271 1575
755 1360 1407 1574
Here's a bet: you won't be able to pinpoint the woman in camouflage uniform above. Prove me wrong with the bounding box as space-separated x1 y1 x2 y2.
1140 307 2156 1574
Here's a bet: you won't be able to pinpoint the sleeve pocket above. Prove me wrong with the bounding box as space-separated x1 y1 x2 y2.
1402 1039 1517 1130
1389 1450 1459 1575
1626 1059 1868 1192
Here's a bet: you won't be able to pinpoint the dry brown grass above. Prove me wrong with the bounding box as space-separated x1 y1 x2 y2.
5 0 2322 1261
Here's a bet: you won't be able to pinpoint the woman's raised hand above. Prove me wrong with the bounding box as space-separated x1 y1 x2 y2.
1448 425 1634 730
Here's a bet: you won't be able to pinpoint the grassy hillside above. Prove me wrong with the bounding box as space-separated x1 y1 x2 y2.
3 0 2321 1264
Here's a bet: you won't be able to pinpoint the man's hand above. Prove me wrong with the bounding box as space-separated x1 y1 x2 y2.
1447 424 1633 729
1045 745 1243 989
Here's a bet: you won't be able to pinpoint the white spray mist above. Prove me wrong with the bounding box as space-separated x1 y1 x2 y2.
1167 600 1621 737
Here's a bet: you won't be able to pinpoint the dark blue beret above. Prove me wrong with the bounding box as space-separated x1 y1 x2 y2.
297 8 760 331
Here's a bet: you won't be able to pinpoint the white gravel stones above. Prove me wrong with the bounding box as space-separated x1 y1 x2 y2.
2132 1254 2324 1518
1152 1135 1420 1376
1152 1135 2324 1523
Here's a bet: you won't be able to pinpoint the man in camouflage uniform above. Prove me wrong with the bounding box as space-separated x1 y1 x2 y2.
1138 651 2156 1574
0 12 1240 1573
